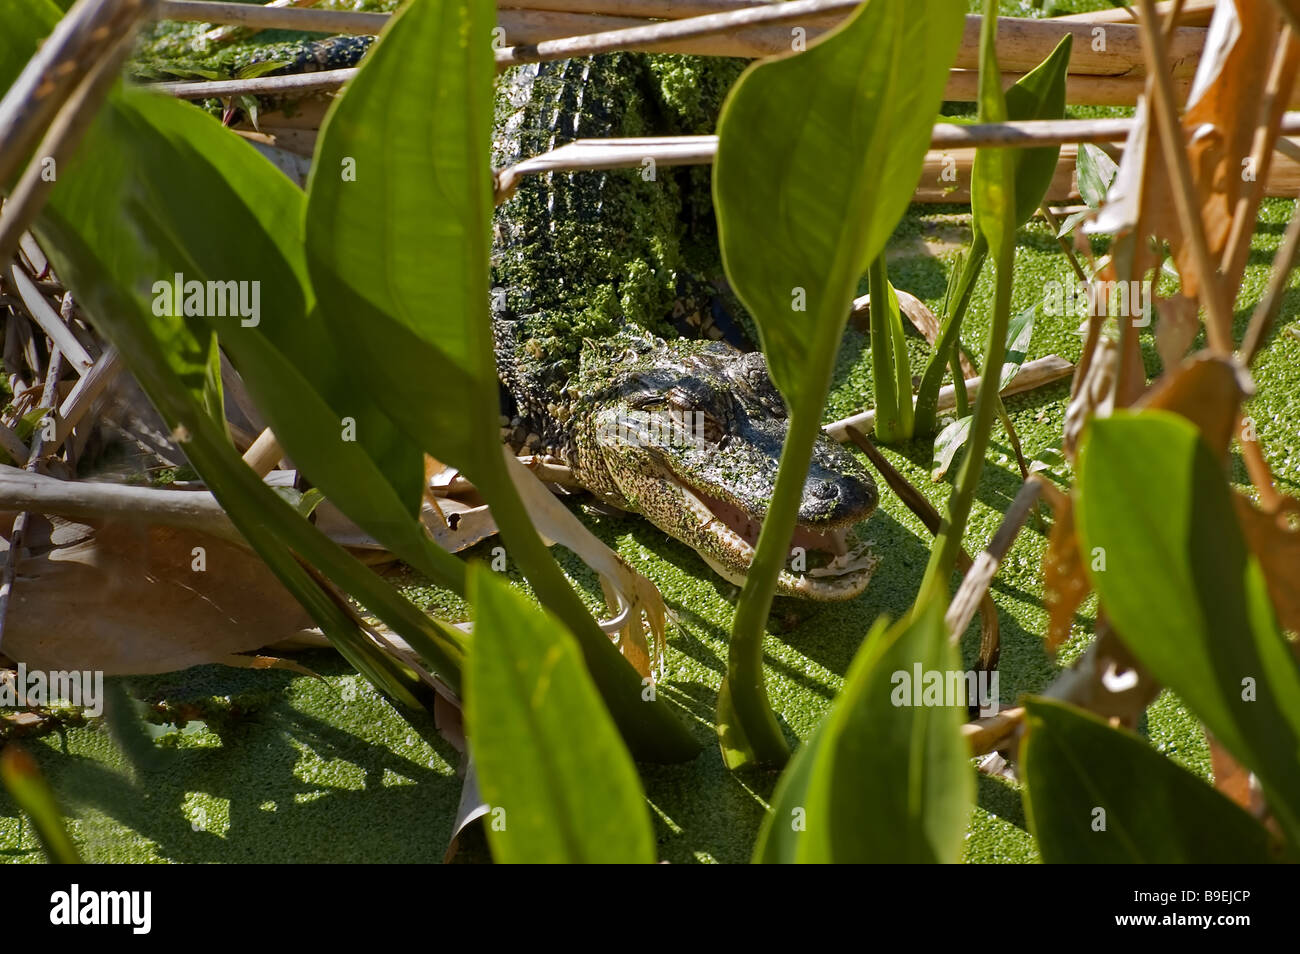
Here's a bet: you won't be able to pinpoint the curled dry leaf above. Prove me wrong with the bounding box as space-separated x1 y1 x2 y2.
1042 497 1087 651
422 496 500 552
1136 352 1249 455
1232 493 1300 635
502 452 666 681
1 514 317 674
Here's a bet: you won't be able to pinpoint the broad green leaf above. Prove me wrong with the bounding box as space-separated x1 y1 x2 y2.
714 0 964 414
1002 34 1072 228
1 745 81 864
300 0 697 761
931 415 972 481
714 0 964 768
753 598 973 862
1076 412 1300 846
5 6 468 697
34 204 463 700
1022 698 1283 863
305 0 498 479
466 566 656 864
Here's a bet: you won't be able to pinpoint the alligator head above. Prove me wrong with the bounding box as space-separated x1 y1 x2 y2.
570 331 880 599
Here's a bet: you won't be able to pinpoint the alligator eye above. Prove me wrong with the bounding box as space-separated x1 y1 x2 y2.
733 352 788 418
699 412 725 444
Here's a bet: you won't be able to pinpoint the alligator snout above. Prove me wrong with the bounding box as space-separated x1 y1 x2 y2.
797 458 879 525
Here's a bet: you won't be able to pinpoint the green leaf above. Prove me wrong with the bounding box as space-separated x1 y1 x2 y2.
236 59 291 80
15 50 466 700
753 597 973 862
715 0 964 415
713 0 965 768
931 415 972 481
1022 697 1284 863
1002 34 1072 228
1076 142 1119 210
998 301 1035 390
305 0 497 480
301 0 697 761
1076 412 1300 846
1055 208 1089 237
1 745 81 864
466 566 657 864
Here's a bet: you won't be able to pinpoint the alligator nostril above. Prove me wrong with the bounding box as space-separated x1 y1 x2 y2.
809 479 838 500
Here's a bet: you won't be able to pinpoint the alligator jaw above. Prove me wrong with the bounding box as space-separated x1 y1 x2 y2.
676 482 879 601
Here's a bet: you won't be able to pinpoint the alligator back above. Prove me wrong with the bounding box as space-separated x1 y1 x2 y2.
491 53 743 456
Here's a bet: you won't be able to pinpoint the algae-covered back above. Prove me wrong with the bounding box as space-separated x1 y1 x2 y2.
491 53 746 415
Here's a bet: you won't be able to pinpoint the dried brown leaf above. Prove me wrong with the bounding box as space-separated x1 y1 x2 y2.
1233 493 1300 633
1043 500 1088 651
1137 352 1247 455
1153 293 1201 370
1 515 316 674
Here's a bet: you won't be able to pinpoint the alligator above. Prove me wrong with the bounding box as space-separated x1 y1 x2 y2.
134 34 883 599
490 53 881 599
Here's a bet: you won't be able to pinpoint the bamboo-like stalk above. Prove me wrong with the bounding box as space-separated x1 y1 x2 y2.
0 465 245 544
823 354 1075 442
1054 0 1215 26
500 0 765 17
153 1 1206 78
0 0 154 188
0 22 153 268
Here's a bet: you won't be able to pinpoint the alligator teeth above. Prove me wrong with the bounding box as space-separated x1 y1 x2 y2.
675 478 877 598
677 483 723 531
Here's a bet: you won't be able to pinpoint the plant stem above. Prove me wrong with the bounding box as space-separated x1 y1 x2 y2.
915 231 987 434
868 254 901 441
723 394 833 766
475 461 701 762
922 236 1013 595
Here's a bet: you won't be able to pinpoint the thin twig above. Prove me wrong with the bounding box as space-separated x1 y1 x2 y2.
945 476 1054 639
0 22 154 268
0 0 152 188
5 263 94 373
0 347 65 651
